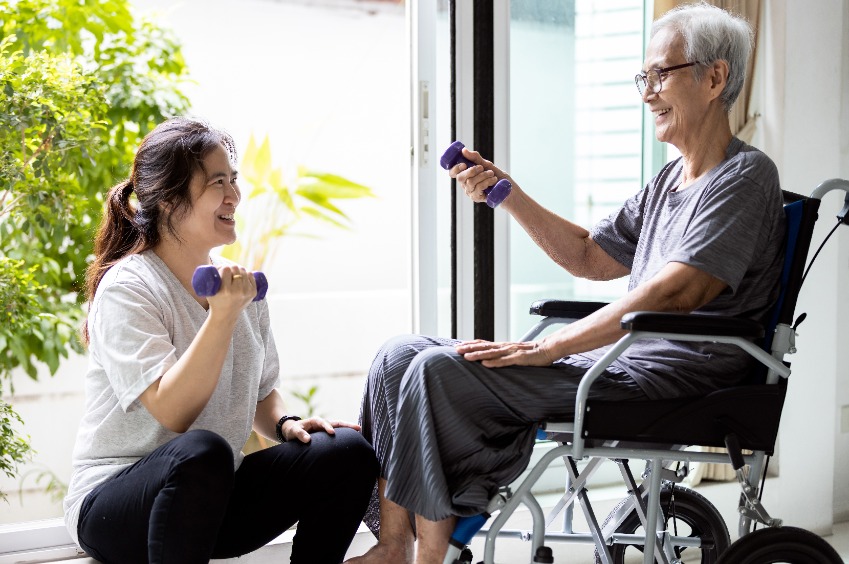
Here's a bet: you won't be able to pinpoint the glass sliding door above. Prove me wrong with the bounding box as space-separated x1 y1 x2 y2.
507 0 645 339
414 0 650 342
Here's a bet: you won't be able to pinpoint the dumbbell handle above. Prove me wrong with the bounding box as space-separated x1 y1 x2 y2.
192 265 268 302
439 141 512 208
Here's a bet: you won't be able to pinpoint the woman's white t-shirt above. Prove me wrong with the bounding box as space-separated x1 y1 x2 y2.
63 250 280 545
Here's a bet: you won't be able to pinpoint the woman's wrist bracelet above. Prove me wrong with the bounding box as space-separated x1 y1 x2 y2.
275 415 302 442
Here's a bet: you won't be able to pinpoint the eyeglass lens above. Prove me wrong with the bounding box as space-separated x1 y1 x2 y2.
635 70 661 96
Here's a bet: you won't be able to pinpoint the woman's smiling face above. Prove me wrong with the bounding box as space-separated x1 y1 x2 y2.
171 143 241 251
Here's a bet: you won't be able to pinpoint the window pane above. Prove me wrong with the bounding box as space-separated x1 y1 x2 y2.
508 0 644 339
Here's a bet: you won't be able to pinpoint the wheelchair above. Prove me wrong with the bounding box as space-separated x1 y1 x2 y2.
443 179 849 564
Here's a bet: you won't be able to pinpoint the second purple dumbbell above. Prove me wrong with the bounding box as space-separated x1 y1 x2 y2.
192 265 268 301
439 141 512 208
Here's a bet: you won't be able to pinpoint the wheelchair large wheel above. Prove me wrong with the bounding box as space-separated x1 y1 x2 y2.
715 526 842 563
594 484 730 563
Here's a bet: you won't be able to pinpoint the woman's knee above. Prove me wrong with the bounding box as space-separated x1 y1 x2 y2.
309 428 378 483
167 430 234 486
176 429 231 459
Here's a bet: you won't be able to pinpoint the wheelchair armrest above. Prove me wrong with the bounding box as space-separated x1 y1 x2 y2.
529 299 609 319
621 311 765 339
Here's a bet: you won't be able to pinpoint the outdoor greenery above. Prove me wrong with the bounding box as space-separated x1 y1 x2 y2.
0 401 30 502
0 0 190 498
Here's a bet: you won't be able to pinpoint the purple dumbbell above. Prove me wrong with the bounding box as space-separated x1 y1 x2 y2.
439 141 512 208
192 265 268 301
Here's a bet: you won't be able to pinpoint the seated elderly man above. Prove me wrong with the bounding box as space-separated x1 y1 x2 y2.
348 3 785 564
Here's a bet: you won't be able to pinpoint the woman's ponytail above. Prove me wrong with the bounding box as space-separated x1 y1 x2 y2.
82 177 148 344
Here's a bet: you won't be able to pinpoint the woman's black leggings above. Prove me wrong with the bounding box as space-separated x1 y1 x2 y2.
77 428 377 564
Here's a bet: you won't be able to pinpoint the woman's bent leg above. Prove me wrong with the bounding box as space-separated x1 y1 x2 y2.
76 429 234 564
213 427 377 564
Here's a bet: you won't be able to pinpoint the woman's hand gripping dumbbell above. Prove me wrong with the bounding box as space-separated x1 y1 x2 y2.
440 141 512 208
192 265 268 301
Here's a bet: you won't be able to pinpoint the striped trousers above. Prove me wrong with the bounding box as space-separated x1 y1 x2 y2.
359 334 648 524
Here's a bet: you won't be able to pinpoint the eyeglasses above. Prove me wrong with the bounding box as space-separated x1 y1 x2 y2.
635 62 700 97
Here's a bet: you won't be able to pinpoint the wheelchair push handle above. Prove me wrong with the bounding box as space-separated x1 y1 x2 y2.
192 265 268 301
810 178 849 224
439 141 512 208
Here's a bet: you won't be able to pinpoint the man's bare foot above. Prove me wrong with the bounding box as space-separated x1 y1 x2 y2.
344 541 414 564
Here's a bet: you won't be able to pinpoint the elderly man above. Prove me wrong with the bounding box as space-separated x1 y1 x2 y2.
348 4 785 563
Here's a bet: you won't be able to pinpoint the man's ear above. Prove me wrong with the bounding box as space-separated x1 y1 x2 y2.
707 59 730 101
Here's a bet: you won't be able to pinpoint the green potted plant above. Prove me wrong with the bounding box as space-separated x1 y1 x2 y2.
220 134 376 270
225 134 374 452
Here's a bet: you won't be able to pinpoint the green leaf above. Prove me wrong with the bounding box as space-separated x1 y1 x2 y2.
297 168 375 199
245 134 273 181
299 206 350 230
293 192 349 219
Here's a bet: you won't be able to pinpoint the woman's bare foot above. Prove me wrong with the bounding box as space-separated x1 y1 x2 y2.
344 541 414 564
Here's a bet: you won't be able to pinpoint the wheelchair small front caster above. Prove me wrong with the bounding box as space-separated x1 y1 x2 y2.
533 546 554 563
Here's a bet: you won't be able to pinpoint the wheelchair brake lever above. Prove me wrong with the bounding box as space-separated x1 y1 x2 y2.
838 192 849 224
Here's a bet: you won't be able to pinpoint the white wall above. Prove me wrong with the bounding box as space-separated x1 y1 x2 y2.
761 0 849 533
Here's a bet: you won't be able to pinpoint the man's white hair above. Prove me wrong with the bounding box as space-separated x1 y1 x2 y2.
652 2 754 112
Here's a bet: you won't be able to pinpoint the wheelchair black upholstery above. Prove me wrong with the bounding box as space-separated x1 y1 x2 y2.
580 382 786 452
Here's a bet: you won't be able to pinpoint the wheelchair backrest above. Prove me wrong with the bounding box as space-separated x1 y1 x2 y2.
761 191 820 354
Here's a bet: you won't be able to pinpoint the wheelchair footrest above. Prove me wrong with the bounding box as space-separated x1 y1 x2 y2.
450 514 489 547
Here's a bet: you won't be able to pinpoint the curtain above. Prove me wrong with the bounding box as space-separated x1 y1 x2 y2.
650 0 762 486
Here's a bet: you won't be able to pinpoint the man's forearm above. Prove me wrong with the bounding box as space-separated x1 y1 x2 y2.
503 186 628 280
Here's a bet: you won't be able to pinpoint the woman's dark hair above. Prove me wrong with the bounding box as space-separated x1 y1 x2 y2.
82 117 236 343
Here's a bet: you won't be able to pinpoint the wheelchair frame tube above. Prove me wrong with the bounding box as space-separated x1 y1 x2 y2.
520 316 585 342
482 446 559 563
809 178 849 200
476 440 756 563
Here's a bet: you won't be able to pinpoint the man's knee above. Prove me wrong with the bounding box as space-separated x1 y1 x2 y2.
369 334 430 389
409 345 464 384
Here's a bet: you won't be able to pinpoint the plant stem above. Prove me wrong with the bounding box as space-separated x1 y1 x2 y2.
23 131 55 169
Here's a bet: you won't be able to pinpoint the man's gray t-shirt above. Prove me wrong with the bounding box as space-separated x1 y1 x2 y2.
567 138 785 400
63 250 280 544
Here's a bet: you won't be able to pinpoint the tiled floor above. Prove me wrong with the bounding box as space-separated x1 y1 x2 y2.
428 480 849 563
49 478 849 563
341 478 849 563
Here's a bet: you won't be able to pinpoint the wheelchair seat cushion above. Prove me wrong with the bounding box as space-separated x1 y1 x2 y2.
581 383 787 453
